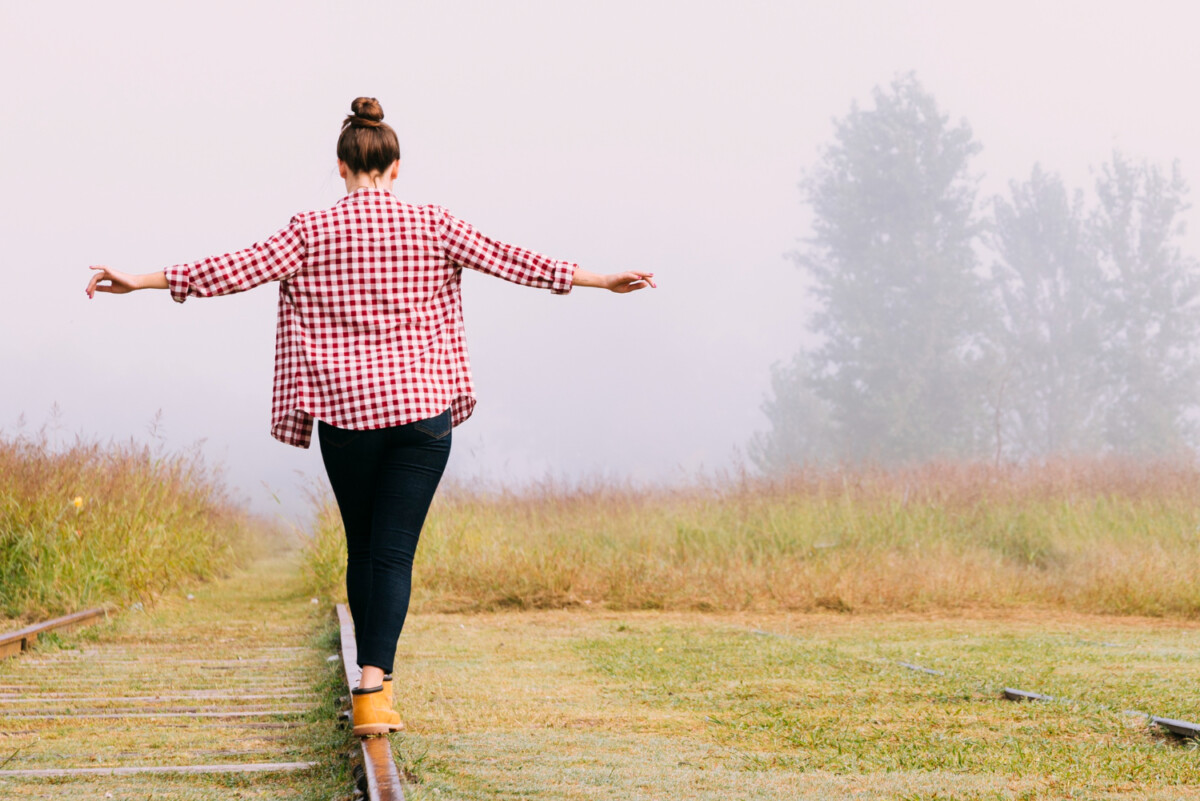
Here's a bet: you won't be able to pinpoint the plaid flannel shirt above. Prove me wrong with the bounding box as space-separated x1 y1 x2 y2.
165 189 575 448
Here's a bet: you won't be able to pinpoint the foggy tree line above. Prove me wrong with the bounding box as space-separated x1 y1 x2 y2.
752 73 1200 471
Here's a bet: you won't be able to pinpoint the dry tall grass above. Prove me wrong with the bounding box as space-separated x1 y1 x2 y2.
0 432 258 619
303 458 1200 617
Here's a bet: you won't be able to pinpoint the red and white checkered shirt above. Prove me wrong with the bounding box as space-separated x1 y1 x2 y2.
165 189 576 448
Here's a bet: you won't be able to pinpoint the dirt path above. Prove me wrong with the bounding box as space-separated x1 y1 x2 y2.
0 556 343 800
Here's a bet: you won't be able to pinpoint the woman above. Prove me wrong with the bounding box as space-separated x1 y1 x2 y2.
85 97 655 736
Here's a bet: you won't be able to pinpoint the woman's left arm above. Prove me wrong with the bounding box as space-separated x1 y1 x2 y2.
438 208 656 296
570 268 657 293
86 218 306 302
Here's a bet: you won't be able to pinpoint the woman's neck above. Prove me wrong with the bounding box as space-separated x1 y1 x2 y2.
346 180 392 193
344 172 395 194
339 160 399 195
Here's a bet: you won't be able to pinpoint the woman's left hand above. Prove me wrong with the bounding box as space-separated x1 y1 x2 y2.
604 271 657 293
86 266 141 298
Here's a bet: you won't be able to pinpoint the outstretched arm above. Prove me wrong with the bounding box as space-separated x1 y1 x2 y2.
86 268 168 297
85 218 305 302
439 208 655 295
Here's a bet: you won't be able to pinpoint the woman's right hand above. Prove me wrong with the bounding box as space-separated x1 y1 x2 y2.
86 267 168 298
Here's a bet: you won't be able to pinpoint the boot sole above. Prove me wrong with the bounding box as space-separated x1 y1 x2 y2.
353 723 394 736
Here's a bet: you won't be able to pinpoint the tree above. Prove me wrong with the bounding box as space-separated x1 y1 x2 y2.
1091 153 1200 454
792 73 991 464
748 352 831 472
989 165 1106 457
756 76 1200 470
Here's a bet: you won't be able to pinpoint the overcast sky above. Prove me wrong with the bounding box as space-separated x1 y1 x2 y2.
4 1 1200 521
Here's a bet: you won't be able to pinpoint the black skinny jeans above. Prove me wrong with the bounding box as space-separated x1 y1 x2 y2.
317 408 452 673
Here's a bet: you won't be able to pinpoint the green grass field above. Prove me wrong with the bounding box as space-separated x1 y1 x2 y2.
379 609 1200 800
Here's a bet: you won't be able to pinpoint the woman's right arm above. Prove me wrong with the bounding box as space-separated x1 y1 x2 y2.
86 218 306 302
86 268 168 297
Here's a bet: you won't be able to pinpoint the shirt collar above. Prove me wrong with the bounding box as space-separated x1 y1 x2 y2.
339 187 394 203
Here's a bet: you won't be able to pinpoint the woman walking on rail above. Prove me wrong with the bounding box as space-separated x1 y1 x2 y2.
85 97 655 735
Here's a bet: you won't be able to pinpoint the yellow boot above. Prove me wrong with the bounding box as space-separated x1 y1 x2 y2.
351 686 403 736
382 675 401 733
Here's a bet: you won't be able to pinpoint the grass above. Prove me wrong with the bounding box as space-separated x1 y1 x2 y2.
300 491 349 600
302 457 1200 618
292 457 1200 796
11 445 1200 798
0 429 267 620
385 609 1200 800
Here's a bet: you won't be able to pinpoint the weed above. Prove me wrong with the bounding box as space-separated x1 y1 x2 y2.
0 430 265 620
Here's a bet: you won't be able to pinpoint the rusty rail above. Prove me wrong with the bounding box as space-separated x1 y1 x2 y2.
1002 687 1200 739
1150 716 1200 738
0 608 108 659
336 603 406 801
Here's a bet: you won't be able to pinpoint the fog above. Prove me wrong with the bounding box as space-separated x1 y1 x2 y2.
4 1 1200 520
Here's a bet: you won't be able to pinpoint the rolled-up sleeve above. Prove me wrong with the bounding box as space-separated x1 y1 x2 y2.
166 217 307 303
437 207 575 295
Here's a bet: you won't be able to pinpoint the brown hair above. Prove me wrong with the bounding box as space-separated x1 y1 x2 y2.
336 97 400 175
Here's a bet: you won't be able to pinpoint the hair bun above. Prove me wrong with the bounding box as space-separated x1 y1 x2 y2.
346 97 384 128
337 96 400 173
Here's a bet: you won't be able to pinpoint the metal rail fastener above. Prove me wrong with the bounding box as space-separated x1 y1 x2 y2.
336 604 406 801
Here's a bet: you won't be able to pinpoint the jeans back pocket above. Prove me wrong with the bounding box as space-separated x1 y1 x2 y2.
412 408 452 440
317 421 363 449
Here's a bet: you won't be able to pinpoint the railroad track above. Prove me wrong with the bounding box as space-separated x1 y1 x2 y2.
335 603 406 801
0 562 327 799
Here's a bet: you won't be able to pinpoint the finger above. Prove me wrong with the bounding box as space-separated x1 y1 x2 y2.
86 266 109 299
89 271 112 291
